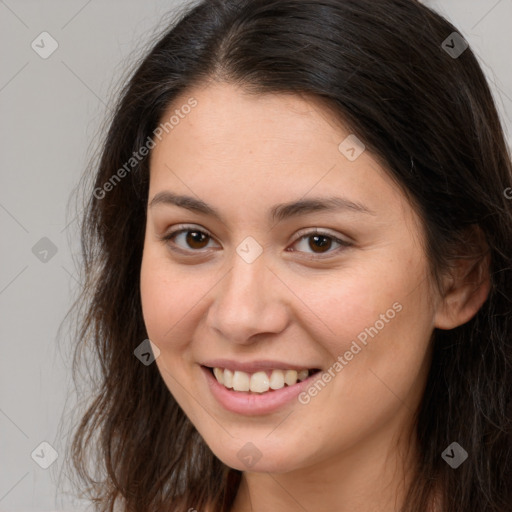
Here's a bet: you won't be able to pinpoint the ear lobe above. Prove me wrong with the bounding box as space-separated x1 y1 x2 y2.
434 250 491 330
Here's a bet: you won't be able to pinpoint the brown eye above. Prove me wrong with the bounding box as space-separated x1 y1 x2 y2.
290 230 351 259
307 234 334 253
161 226 216 252
160 225 351 259
183 230 210 249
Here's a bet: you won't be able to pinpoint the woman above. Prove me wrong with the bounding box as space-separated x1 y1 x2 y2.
64 0 512 510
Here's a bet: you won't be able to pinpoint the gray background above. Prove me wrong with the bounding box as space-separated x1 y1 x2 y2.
0 1 511 511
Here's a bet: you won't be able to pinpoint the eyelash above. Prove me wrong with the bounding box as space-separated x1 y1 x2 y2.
158 224 352 259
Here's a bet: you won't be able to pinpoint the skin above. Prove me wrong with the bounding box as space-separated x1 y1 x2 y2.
139 81 490 512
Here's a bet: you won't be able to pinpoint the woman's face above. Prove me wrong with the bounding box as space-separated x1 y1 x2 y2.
140 82 439 474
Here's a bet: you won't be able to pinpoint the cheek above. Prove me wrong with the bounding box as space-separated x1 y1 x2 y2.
140 246 187 349
140 254 165 339
319 270 434 413
139 244 218 366
140 250 197 402
296 275 433 448
293 254 432 361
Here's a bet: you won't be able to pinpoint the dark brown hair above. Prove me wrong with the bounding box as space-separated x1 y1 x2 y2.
60 0 512 510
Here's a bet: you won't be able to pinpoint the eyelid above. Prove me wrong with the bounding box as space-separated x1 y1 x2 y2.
288 228 352 259
167 223 214 239
158 224 219 254
159 224 352 258
293 226 352 244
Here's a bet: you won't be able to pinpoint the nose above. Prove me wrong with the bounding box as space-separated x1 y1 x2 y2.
206 249 290 345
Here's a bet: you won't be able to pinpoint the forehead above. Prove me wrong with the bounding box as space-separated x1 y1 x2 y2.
147 82 413 228
150 82 348 164
153 83 351 171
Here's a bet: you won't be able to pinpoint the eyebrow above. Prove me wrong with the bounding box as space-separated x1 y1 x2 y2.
148 191 376 223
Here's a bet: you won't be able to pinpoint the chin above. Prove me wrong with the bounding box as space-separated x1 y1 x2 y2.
206 437 310 474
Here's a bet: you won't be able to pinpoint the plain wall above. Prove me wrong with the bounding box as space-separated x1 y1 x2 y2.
0 1 511 510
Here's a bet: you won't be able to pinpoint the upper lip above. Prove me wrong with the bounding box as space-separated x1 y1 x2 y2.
200 359 320 373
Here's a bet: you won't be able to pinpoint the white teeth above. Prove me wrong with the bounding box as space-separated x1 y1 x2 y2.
232 370 250 392
269 369 285 390
284 370 298 386
223 369 233 389
250 371 270 393
212 367 313 392
213 367 224 385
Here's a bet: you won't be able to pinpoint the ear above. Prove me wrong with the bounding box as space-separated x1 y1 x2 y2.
434 228 491 330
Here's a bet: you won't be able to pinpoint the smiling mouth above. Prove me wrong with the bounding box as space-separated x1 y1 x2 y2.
205 366 322 393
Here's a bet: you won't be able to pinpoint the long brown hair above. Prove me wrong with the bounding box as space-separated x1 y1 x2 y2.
60 1 512 510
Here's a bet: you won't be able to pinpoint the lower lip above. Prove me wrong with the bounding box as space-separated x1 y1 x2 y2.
201 365 321 416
